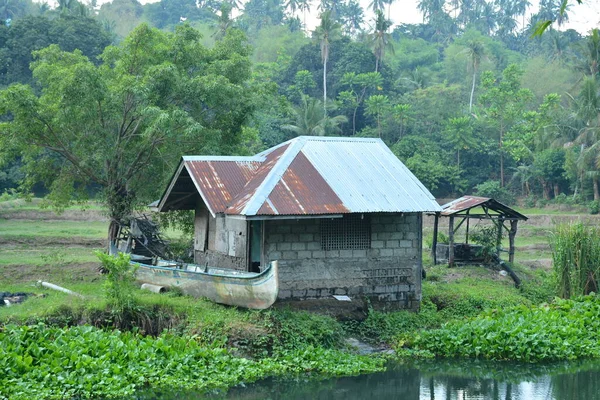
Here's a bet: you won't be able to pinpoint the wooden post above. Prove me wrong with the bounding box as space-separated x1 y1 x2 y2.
509 220 518 264
448 216 455 267
465 210 470 244
432 213 439 265
496 217 504 260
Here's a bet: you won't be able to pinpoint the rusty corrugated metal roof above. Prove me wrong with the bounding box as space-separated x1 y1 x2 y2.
158 156 261 215
441 196 528 220
158 136 442 217
226 144 290 215
185 159 260 214
262 151 350 215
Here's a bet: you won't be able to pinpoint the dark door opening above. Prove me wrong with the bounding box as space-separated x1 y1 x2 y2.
248 220 262 273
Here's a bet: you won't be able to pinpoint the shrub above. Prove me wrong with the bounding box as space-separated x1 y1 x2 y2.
474 180 515 205
589 200 600 215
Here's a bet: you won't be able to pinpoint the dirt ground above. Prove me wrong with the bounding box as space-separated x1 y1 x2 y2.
1 263 102 285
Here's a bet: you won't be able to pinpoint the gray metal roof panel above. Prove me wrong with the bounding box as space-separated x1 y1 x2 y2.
300 138 441 213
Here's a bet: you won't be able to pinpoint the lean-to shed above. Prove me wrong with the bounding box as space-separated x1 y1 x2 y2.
156 136 441 309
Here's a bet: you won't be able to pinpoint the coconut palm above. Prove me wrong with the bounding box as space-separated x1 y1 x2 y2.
368 0 386 14
314 11 341 117
281 96 347 136
339 0 363 37
511 164 535 196
298 0 311 29
417 0 445 23
368 10 394 73
463 39 485 114
285 0 301 17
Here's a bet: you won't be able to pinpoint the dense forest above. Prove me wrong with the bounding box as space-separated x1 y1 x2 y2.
0 0 598 214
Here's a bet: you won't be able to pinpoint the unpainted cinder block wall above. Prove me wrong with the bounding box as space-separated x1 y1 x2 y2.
265 213 423 309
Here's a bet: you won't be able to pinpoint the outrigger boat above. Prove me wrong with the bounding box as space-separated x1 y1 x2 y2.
130 257 279 310
111 217 279 310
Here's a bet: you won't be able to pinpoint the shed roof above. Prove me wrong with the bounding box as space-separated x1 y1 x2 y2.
441 196 528 220
158 136 442 217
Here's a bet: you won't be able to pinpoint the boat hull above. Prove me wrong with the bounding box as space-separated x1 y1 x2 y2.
132 261 279 310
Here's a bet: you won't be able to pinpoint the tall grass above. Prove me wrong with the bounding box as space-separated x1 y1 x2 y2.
550 223 600 298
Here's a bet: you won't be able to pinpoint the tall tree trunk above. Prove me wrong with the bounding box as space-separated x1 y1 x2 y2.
375 57 379 73
323 57 327 118
500 124 504 187
469 67 476 113
106 184 134 249
541 180 550 200
554 183 560 198
594 178 600 201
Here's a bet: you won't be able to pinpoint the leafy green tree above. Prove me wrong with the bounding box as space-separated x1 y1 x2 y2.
97 0 144 39
443 116 478 169
478 64 533 187
364 94 390 137
314 10 341 117
533 148 567 199
0 24 257 243
241 0 285 32
337 71 381 134
0 15 112 86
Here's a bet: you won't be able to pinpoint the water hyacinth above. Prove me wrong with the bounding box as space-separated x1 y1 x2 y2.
0 323 385 399
411 295 600 362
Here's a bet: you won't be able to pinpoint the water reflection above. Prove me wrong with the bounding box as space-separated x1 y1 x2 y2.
136 359 600 400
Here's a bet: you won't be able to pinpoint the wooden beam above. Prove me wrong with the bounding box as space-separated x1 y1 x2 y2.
496 217 504 260
465 209 470 244
448 216 455 267
432 212 439 265
509 220 518 264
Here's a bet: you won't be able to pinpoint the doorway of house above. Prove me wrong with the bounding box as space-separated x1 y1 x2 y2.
248 220 262 273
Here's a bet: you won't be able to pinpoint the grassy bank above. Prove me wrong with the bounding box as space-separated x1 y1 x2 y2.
1 198 594 398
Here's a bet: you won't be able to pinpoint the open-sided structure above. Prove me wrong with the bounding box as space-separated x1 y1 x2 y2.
432 196 528 267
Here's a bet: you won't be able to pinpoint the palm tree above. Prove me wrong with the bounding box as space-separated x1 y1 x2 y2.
369 0 386 14
511 164 535 196
339 0 363 37
285 0 301 17
573 77 600 200
417 0 445 23
385 0 395 20
314 11 341 117
298 0 311 30
463 39 485 114
282 96 347 136
369 10 394 73
212 3 233 39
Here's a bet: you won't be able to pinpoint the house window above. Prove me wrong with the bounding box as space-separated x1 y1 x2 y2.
320 214 371 250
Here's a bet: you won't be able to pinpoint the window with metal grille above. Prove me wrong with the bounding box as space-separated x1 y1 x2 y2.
320 214 371 250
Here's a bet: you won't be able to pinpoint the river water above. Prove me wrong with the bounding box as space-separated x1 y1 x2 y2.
137 359 600 399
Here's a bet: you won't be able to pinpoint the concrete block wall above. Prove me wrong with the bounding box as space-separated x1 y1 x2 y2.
265 213 423 309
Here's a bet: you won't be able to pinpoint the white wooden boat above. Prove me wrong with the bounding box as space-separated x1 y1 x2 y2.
130 257 279 310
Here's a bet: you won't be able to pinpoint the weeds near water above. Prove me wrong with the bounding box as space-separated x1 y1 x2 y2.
550 223 600 298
